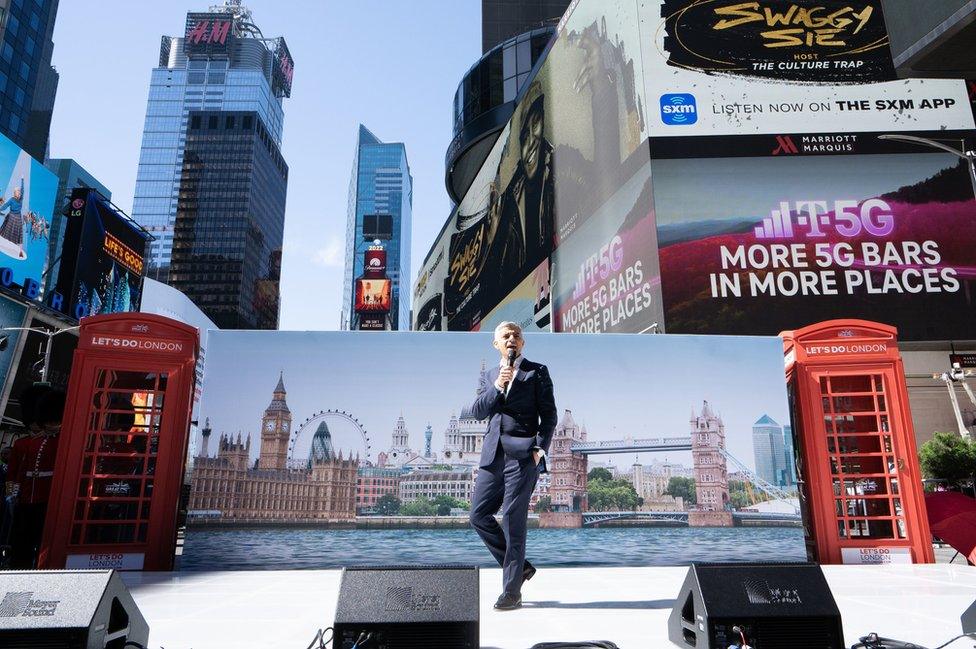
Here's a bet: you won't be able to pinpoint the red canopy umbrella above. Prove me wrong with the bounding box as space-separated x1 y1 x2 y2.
925 491 976 564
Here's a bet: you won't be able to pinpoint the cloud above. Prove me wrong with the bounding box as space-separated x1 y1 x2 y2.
311 238 344 268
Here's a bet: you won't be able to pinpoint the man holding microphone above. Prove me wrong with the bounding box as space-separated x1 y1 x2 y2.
469 322 557 610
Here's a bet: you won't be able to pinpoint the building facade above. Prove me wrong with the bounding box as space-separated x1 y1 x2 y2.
188 374 357 522
398 469 475 504
132 1 292 283
169 109 287 329
753 414 789 487
0 0 59 160
481 0 570 53
42 158 111 295
356 467 404 514
342 125 412 331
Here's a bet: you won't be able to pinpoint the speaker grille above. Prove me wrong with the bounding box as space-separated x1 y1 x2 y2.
754 618 843 648
0 629 86 649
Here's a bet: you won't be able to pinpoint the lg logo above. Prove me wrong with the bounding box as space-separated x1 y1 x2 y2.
660 94 698 125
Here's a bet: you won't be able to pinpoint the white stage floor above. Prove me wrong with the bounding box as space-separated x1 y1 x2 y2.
122 565 976 648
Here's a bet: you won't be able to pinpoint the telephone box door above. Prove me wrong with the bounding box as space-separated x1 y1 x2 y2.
784 319 934 565
40 314 198 571
805 366 930 564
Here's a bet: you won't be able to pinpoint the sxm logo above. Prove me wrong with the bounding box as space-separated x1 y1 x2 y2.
660 93 698 125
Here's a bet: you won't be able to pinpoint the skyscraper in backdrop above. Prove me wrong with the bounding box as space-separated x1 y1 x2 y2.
0 0 59 160
481 0 571 52
131 0 292 327
342 125 412 331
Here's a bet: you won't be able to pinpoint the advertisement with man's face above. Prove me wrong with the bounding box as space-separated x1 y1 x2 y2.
653 149 976 339
639 0 975 136
439 0 652 331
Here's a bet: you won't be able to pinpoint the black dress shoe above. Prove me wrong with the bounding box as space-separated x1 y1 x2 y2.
494 592 522 610
523 560 536 582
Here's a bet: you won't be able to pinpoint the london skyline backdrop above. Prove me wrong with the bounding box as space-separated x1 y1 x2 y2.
197 331 792 471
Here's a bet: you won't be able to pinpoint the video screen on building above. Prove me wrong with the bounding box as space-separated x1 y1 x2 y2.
354 279 391 313
0 133 57 289
56 189 151 320
652 147 976 339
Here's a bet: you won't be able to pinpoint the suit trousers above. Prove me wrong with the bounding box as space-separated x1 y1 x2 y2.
469 442 539 596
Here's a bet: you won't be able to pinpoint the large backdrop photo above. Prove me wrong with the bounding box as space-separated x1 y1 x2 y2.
181 330 803 570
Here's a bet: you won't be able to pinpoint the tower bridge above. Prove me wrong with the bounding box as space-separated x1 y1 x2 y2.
548 401 798 527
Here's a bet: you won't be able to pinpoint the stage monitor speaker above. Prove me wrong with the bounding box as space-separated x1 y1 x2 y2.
334 565 478 649
668 562 844 649
0 569 149 649
962 598 976 634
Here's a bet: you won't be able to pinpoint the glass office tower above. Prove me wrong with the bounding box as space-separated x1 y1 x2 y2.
481 0 570 52
170 110 287 329
342 125 412 331
132 1 292 283
0 0 59 160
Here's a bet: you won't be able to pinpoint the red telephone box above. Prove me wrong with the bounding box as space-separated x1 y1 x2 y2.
40 313 198 571
783 319 934 565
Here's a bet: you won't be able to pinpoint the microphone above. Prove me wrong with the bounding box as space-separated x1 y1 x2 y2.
503 348 516 390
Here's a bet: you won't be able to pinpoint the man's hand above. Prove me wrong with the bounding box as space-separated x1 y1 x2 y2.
533 450 542 466
495 366 515 391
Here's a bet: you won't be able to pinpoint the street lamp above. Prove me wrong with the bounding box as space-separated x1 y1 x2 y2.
877 133 976 198
0 325 79 384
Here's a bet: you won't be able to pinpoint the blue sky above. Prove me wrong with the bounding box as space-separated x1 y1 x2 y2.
49 1 481 330
199 331 791 471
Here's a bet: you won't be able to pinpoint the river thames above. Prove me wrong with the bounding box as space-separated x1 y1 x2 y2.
180 526 806 570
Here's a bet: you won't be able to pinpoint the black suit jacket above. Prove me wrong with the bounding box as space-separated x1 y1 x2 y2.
469 358 557 471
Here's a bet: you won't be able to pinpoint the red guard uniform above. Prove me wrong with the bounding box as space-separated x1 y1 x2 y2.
7 433 59 567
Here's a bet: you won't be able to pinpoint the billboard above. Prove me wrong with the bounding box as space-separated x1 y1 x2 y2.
425 0 653 331
0 134 56 290
272 38 294 98
363 248 387 278
183 330 804 570
641 0 975 136
355 279 391 313
183 12 234 55
653 145 976 339
55 189 151 320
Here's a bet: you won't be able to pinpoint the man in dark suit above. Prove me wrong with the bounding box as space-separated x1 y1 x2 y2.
469 321 557 610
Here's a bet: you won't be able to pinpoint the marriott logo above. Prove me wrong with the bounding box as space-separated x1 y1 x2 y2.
772 134 858 155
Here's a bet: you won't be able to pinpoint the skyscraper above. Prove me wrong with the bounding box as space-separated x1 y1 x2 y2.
169 110 287 329
782 423 796 486
753 415 787 487
342 125 412 331
0 0 59 160
132 1 293 284
481 0 571 52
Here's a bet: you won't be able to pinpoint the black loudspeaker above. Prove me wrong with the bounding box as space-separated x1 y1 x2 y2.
0 570 149 649
668 563 844 649
333 565 478 649
961 598 976 634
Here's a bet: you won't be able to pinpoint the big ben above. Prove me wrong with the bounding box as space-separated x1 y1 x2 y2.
259 373 293 470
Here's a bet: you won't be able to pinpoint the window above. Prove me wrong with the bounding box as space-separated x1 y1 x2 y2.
1 43 11 63
13 86 23 106
225 115 235 129
190 115 201 129
242 115 252 130
188 72 205 85
188 58 207 69
208 115 218 129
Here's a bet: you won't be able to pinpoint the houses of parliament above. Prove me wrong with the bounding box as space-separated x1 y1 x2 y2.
187 374 358 522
